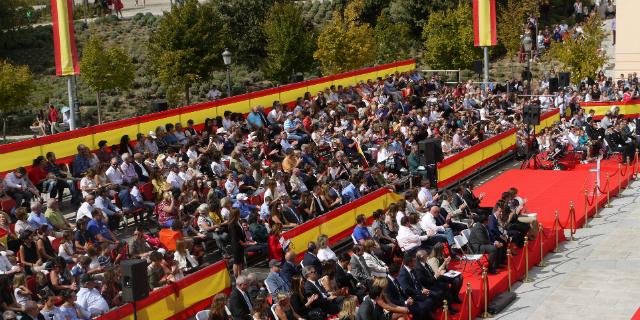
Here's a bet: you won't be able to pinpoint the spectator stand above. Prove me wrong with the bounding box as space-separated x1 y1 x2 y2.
580 99 640 120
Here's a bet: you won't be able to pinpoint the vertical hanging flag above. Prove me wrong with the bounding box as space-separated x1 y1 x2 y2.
51 0 80 76
473 0 497 47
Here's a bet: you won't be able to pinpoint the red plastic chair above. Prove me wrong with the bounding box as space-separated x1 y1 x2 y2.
140 183 154 202
26 276 37 299
51 237 63 253
0 197 16 213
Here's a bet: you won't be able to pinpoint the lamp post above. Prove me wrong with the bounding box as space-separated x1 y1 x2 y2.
222 48 232 98
522 34 533 94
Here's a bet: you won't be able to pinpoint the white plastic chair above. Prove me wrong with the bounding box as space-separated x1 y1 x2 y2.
271 304 280 320
195 310 210 320
454 234 483 273
264 279 273 294
351 234 358 245
461 228 471 242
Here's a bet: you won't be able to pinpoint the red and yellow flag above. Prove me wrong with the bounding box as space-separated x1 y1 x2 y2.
473 0 497 47
51 0 80 76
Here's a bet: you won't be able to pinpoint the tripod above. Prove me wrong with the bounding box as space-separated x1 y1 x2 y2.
520 124 541 169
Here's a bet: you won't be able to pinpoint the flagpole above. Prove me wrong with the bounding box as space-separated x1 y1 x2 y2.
67 77 77 130
483 46 489 85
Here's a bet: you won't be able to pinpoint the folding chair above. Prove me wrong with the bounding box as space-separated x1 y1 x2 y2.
195 310 210 320
453 235 483 274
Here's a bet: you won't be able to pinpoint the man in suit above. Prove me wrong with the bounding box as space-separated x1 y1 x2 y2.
265 259 289 294
302 242 323 276
280 250 299 288
336 252 366 302
349 244 373 286
398 254 454 314
132 152 150 182
228 275 253 320
282 196 303 225
385 264 434 320
467 214 500 274
302 266 341 315
356 285 394 320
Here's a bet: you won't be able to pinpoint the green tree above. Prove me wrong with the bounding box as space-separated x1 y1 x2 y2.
421 1 481 70
314 0 376 75
388 0 456 38
0 0 30 31
148 0 227 105
214 0 275 68
546 16 607 84
263 1 315 84
0 60 33 141
80 35 135 124
374 13 413 64
497 0 539 57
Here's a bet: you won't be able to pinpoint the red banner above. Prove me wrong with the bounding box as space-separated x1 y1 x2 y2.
51 0 80 76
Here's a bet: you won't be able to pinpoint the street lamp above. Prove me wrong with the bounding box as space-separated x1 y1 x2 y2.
522 34 533 94
222 48 232 98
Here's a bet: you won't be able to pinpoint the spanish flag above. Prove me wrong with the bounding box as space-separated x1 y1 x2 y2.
51 0 80 76
473 0 497 47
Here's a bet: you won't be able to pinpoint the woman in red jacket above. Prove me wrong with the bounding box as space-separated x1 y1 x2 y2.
268 223 284 261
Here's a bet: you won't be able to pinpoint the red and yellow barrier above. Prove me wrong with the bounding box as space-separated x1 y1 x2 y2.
437 109 560 188
0 59 416 175
282 187 403 261
97 261 231 320
580 99 640 120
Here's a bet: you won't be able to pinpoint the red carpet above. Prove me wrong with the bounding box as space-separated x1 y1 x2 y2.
437 158 636 320
631 307 640 320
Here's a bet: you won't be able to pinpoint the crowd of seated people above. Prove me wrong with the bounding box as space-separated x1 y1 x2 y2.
0 65 638 319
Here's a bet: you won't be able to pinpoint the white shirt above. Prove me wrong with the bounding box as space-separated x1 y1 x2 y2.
76 287 109 317
0 254 17 274
76 202 94 221
417 187 436 208
166 171 184 190
395 210 406 227
420 213 444 233
79 176 97 198
396 225 428 252
105 166 124 185
3 172 29 190
317 247 338 262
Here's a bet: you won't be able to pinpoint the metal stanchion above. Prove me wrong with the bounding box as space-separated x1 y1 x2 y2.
537 223 547 267
605 173 611 208
583 189 590 228
627 160 632 188
594 186 600 218
507 249 512 291
482 267 491 318
522 236 532 283
443 300 449 320
635 151 639 180
569 201 575 241
618 163 622 193
466 282 472 320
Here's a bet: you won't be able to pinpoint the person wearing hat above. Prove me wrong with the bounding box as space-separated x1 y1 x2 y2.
232 193 257 220
264 259 289 294
166 163 185 192
76 274 109 317
143 131 159 156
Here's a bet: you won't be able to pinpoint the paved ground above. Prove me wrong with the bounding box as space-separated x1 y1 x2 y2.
493 177 640 320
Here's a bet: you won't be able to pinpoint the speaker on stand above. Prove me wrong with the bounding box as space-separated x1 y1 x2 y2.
121 259 149 320
549 77 559 93
417 138 443 185
558 72 571 88
521 105 541 169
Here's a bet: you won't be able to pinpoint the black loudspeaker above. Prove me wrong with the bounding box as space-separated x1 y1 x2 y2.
472 60 483 75
559 72 571 88
152 100 169 113
418 139 443 166
548 77 559 93
487 291 517 314
523 105 541 126
121 259 149 302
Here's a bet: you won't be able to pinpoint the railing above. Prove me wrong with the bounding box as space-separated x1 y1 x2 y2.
437 109 561 188
0 59 417 175
580 99 640 119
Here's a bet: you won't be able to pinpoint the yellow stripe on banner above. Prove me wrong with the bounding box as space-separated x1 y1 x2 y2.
250 93 280 109
279 87 308 106
396 63 416 73
138 116 181 138
477 0 492 47
355 71 378 84
55 0 74 76
93 125 139 150
290 228 320 255
320 210 356 238
133 269 231 320
376 67 396 79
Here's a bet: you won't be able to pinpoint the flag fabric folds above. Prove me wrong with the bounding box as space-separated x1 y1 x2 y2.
473 0 497 47
51 0 80 76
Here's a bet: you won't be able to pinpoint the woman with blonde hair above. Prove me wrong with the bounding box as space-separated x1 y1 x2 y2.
338 295 358 320
174 239 198 274
316 234 337 262
273 292 303 320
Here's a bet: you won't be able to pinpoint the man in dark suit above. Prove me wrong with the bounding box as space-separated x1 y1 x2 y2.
356 285 392 320
132 152 151 182
282 196 303 225
302 242 323 276
349 244 373 286
415 249 462 304
280 251 300 288
385 264 434 320
336 253 366 302
467 214 500 274
398 254 454 314
227 275 253 320
302 266 341 315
